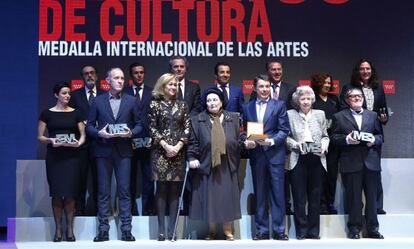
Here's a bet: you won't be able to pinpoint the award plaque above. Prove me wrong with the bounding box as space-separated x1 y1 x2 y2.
55 133 76 144
247 122 268 141
108 123 128 134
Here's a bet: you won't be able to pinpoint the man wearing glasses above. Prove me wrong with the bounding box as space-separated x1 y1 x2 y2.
331 88 384 240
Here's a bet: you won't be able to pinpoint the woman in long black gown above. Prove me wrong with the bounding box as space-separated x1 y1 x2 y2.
37 82 85 242
187 87 242 240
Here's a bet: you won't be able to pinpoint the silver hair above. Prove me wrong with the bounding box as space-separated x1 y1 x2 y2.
291 85 316 109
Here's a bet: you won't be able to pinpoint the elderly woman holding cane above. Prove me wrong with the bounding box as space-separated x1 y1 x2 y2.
286 86 329 240
187 87 242 240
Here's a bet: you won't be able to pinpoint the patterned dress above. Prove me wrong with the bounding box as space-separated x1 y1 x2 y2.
149 99 191 181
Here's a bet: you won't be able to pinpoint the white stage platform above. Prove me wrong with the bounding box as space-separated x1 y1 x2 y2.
2 238 414 249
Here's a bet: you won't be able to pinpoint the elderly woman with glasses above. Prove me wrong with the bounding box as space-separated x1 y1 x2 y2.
286 86 329 240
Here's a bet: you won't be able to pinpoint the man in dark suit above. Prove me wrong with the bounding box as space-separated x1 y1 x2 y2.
331 87 384 240
169 56 201 116
87 68 142 242
200 62 244 114
123 63 155 216
243 74 290 241
69 65 105 216
250 60 296 214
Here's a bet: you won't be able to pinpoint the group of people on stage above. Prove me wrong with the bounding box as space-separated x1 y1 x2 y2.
37 56 388 242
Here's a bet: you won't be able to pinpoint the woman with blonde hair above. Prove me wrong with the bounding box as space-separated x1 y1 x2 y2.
149 73 191 241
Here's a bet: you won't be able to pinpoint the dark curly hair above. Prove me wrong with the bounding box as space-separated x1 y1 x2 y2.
350 59 379 88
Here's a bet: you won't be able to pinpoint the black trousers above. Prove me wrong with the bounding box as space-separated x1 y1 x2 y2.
341 167 380 233
290 154 323 237
321 143 340 207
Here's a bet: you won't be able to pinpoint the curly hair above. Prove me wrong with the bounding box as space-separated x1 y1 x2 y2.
311 73 335 94
350 59 379 88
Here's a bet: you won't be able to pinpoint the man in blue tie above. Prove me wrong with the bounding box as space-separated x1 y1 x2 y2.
243 74 290 240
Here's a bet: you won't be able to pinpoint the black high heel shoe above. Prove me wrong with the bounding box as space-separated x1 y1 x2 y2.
53 233 62 242
66 232 76 242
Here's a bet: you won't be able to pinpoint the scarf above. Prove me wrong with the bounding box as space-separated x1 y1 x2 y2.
210 111 226 168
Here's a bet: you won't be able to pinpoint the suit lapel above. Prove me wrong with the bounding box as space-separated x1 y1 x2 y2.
248 101 258 122
104 93 116 122
263 100 273 125
361 110 370 131
344 109 359 131
115 96 127 121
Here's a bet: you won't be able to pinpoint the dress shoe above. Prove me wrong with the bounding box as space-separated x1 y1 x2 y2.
320 205 329 215
328 204 338 214
252 233 269 240
157 234 166 241
306 234 320 240
121 231 136 241
286 208 294 215
377 209 387 215
347 231 360 239
93 231 109 242
273 233 289 241
53 234 62 242
204 233 216 240
365 231 384 239
225 233 234 241
66 232 76 242
296 234 306 240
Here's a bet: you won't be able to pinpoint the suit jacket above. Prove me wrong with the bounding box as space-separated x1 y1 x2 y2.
183 79 201 116
187 111 241 175
249 81 296 110
69 86 106 121
242 99 290 165
123 84 153 138
286 109 330 170
86 92 143 157
331 109 383 173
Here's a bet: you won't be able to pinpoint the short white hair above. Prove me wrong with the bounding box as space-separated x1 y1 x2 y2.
291 86 315 109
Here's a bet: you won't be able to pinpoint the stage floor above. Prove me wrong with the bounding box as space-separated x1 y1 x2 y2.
0 238 413 249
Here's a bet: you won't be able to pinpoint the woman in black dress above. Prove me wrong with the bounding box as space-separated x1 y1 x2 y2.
149 73 191 241
187 88 242 240
37 82 85 242
311 73 340 215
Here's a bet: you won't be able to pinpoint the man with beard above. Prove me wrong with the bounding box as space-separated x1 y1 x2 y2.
69 65 105 216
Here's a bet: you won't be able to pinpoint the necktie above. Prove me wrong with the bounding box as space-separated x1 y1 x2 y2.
177 83 183 100
88 90 95 105
220 85 229 103
272 84 279 100
135 87 142 103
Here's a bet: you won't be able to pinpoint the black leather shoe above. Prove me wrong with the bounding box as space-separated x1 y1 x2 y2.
296 234 306 240
252 233 269 240
93 231 109 242
377 209 387 215
158 234 166 241
306 234 320 240
348 231 360 239
273 233 289 241
365 231 384 239
121 231 136 241
328 204 338 214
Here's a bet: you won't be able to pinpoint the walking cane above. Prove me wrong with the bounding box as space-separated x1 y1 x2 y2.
171 162 190 241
